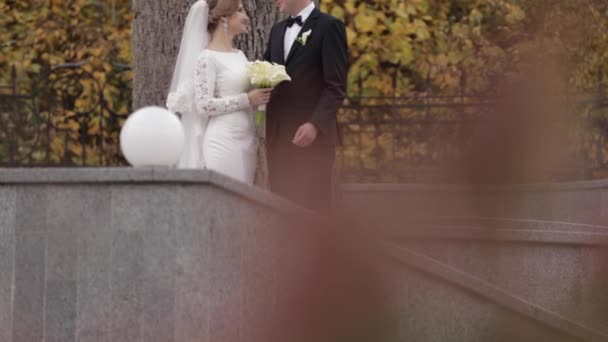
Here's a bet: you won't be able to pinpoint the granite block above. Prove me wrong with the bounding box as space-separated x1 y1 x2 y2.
403 241 589 325
0 186 16 235
15 186 47 233
46 231 77 281
44 280 77 342
46 186 112 233
112 185 182 233
12 233 45 342
587 248 608 334
386 266 582 342
206 206 246 342
173 187 214 342
76 223 112 342
142 282 175 342
0 234 14 342
110 230 143 342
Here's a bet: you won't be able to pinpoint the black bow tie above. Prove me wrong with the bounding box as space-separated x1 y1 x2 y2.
287 16 303 27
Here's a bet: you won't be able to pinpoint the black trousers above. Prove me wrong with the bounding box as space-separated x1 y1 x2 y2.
267 141 335 213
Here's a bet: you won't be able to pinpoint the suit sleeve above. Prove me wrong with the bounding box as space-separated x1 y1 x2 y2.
309 19 348 136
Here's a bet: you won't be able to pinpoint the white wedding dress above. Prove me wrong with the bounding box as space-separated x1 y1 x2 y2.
165 1 256 185
190 49 256 184
168 49 256 184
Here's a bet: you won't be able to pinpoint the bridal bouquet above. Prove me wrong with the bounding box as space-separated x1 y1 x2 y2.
248 61 291 127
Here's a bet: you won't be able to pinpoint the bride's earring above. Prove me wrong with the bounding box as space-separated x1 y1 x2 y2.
222 18 229 34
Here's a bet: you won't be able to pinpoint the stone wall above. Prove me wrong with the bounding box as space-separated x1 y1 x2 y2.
0 168 341 342
340 180 608 224
1 168 608 341
340 181 608 341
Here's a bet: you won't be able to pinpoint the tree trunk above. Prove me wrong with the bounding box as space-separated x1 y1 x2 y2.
132 0 281 109
236 0 281 61
132 1 193 109
132 0 283 187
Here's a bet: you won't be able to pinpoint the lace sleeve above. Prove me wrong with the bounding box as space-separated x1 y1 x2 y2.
166 80 195 114
194 51 251 118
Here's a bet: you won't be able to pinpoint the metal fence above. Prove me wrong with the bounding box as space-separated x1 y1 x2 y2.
335 93 608 183
0 62 131 167
2 62 608 183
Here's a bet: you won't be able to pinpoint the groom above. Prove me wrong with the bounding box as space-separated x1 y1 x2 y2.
264 0 348 212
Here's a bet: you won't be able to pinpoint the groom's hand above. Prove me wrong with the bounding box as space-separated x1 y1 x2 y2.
293 123 318 147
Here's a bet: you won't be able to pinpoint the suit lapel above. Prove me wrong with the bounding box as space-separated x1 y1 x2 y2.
285 8 320 65
273 21 288 65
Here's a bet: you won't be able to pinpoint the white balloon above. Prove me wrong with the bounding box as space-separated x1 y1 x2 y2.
120 106 185 167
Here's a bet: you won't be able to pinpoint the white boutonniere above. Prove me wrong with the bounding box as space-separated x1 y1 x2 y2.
296 29 312 46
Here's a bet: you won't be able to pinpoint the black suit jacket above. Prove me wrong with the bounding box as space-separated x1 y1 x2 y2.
264 8 348 148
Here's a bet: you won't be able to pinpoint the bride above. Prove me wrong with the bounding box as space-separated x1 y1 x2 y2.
166 0 272 184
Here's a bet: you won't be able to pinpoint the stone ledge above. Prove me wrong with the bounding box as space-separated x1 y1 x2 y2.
432 217 608 233
0 167 320 222
342 178 608 193
355 215 608 245
393 226 608 246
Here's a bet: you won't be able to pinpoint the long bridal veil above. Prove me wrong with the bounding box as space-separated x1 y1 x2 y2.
166 0 210 169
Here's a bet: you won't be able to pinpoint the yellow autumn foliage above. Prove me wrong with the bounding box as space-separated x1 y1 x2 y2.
321 0 608 96
2 0 608 181
0 0 132 165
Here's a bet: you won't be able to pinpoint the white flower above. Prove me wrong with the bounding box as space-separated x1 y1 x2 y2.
248 60 291 88
270 67 291 85
301 29 312 45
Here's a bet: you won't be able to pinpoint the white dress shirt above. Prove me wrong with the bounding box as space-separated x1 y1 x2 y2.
284 2 316 61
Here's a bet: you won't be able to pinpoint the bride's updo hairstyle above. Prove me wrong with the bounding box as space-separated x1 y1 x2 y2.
207 0 240 33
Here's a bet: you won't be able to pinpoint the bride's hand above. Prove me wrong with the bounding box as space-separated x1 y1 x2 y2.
248 88 273 107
